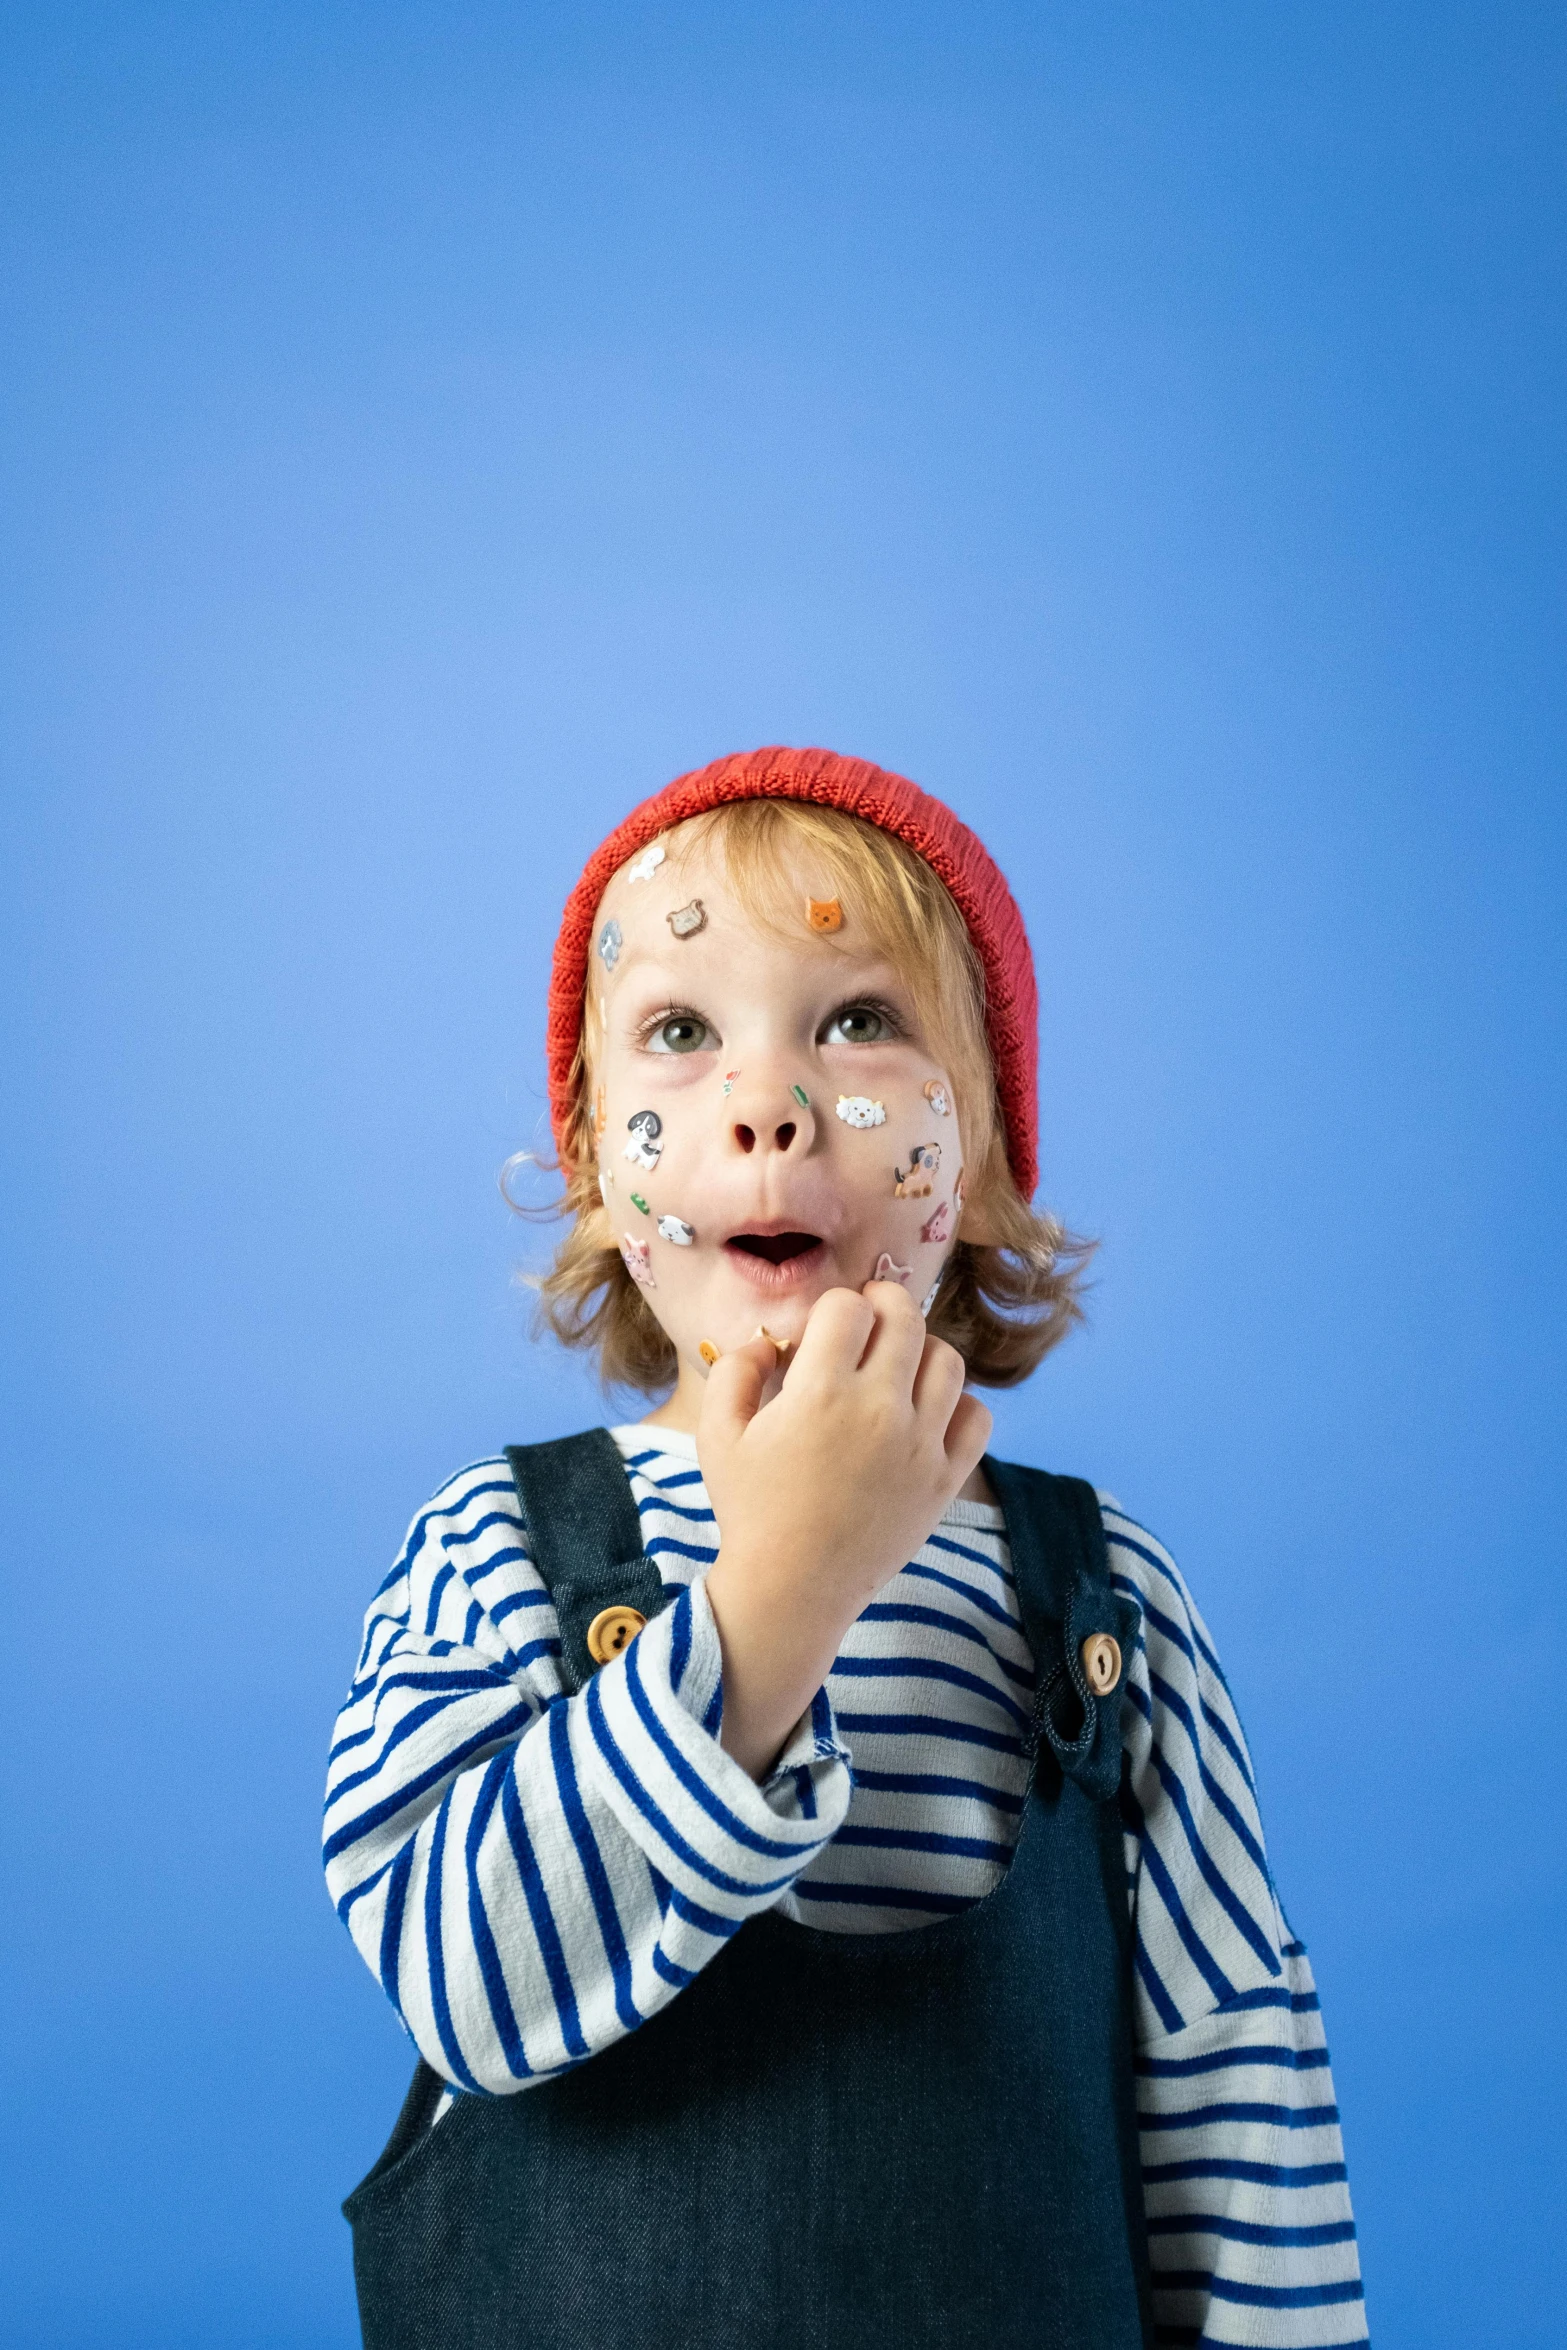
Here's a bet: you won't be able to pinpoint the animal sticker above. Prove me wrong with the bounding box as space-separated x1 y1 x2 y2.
626 842 666 884
657 1214 695 1246
919 1274 942 1317
699 1340 721 1366
754 1324 792 1357
923 1079 951 1117
623 1109 664 1171
806 897 843 933
667 899 706 938
873 1253 912 1285
953 1165 966 1214
836 1095 886 1130
919 1199 951 1246
893 1140 942 1199
620 1235 655 1288
598 918 623 969
598 1169 612 1207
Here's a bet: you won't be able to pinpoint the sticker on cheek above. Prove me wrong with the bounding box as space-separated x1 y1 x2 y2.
598 1169 612 1207
873 1253 912 1285
954 1164 966 1213
893 1141 942 1198
657 1214 695 1246
790 1083 810 1108
626 842 666 884
630 1192 650 1215
806 897 842 933
593 1084 607 1141
923 1079 952 1117
620 1236 655 1288
623 1109 664 1171
667 898 706 938
919 1273 943 1317
698 1340 721 1366
920 1199 952 1245
598 918 622 969
722 1070 740 1095
836 1094 886 1129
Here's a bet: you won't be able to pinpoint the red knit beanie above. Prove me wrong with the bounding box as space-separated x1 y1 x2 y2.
547 746 1039 1197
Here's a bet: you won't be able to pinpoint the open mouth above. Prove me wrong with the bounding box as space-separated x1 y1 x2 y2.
726 1232 821 1266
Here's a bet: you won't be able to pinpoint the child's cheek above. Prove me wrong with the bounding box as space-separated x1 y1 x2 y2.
837 1072 964 1296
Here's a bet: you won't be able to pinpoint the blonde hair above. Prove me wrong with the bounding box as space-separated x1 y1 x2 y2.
525 800 1092 1395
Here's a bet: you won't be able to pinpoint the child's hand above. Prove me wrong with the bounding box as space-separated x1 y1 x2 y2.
698 1282 992 1778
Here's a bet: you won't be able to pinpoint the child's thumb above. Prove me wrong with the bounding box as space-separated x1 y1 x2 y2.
699 1335 778 1445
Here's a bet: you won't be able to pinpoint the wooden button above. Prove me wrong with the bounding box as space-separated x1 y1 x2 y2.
1080 1633 1122 1696
586 1605 648 1665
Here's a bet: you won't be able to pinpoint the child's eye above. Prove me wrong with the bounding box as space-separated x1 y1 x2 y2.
821 1001 896 1045
646 1013 715 1055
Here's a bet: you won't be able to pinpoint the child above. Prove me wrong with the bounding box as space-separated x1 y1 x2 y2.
324 747 1366 2349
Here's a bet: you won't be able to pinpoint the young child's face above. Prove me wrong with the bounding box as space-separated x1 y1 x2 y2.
588 830 971 1376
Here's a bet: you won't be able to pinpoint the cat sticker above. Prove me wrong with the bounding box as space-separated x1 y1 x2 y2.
806 897 843 933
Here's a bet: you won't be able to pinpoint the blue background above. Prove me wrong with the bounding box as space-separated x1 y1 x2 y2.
3 5 1563 2342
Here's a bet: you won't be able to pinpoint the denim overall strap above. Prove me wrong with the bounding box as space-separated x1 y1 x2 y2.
504 1429 669 1693
345 1439 1154 2350
985 1458 1144 1803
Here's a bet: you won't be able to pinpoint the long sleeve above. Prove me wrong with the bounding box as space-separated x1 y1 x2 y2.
1103 1501 1368 2346
322 1456 852 2094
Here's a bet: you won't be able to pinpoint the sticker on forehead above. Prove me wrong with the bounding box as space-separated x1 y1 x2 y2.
920 1199 951 1246
657 1214 694 1246
598 918 623 969
626 842 666 884
923 1079 951 1117
873 1253 912 1285
620 1235 655 1288
623 1109 664 1171
807 897 842 933
893 1141 942 1198
835 1095 886 1129
667 898 706 939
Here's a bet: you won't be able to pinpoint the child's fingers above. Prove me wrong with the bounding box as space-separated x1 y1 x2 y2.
790 1286 877 1382
910 1333 968 1428
856 1278 930 1390
943 1390 993 1481
699 1334 778 1444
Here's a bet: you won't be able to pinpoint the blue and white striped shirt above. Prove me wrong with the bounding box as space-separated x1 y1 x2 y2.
324 1427 1366 2346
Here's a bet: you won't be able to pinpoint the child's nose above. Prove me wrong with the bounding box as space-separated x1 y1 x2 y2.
732 1118 800 1155
727 1076 818 1158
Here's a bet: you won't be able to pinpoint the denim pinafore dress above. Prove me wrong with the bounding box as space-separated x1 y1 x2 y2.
344 1433 1154 2350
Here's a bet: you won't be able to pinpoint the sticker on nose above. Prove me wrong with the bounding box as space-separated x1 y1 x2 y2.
873 1253 912 1284
923 1079 951 1116
620 1235 655 1287
626 842 666 884
657 1214 695 1246
623 1110 664 1171
806 897 842 932
893 1140 942 1198
920 1199 951 1245
836 1095 886 1129
598 918 623 969
667 898 706 938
